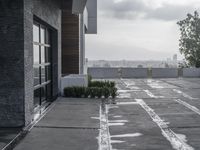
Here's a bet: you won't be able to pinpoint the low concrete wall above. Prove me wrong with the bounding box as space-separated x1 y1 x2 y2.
183 68 200 77
121 68 148 78
152 68 178 78
88 68 119 79
61 74 88 96
88 67 200 79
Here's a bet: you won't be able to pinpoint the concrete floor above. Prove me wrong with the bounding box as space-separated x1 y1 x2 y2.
12 78 200 150
106 78 200 150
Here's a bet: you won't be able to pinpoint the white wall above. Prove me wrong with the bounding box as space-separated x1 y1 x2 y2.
152 68 178 78
121 68 148 78
183 68 200 77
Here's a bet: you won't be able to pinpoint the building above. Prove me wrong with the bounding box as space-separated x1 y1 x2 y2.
173 54 178 61
0 0 97 127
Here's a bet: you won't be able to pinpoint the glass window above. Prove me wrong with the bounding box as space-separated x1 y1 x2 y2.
33 25 39 43
34 66 40 86
46 83 52 100
40 27 45 44
34 88 40 106
45 47 50 63
41 86 46 103
41 66 46 84
46 66 51 81
34 45 40 64
46 30 50 44
41 46 45 63
33 23 52 107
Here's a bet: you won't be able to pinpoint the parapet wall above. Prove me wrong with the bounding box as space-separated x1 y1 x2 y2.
88 67 200 79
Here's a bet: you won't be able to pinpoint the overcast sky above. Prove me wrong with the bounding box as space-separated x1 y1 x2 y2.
86 0 200 61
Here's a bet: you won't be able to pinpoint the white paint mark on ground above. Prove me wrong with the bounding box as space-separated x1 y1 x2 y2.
122 80 140 90
108 123 125 126
91 117 100 120
108 105 119 109
109 120 129 123
111 133 143 138
108 119 128 126
99 103 112 150
173 89 198 100
143 90 164 98
117 90 131 98
136 99 194 150
176 134 188 143
113 116 122 118
147 79 164 89
117 102 138 105
110 140 125 144
175 99 200 115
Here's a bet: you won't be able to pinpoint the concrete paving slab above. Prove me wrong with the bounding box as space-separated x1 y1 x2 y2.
144 99 195 115
36 99 100 129
108 104 173 150
160 113 200 128
161 78 200 89
14 128 98 150
146 89 180 98
172 127 200 150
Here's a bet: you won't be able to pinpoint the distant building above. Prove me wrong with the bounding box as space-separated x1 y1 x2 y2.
173 54 177 61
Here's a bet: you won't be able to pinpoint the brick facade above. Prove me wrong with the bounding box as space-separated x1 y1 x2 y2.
0 0 61 127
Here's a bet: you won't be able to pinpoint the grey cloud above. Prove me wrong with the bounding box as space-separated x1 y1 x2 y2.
99 0 197 21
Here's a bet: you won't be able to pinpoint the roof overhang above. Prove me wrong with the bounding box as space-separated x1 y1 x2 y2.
85 0 97 34
72 0 88 14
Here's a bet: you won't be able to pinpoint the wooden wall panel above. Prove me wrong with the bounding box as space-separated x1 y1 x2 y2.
62 8 80 75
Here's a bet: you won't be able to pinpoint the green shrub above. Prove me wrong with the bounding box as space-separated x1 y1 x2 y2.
88 75 92 85
97 88 103 98
64 80 117 99
64 87 75 97
88 80 116 88
89 87 96 98
111 88 117 98
74 87 85 98
84 88 90 98
110 82 116 88
102 87 110 98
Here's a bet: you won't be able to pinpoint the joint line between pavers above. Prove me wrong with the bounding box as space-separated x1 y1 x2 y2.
174 99 200 116
135 99 194 150
98 102 112 150
34 126 99 130
173 89 198 100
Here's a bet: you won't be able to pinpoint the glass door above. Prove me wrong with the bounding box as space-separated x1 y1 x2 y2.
33 22 52 109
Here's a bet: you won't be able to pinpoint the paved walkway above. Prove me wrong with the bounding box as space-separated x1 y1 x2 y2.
106 78 200 150
14 98 100 150
11 78 200 150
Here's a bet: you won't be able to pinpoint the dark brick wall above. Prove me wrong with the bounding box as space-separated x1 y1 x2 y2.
0 0 25 127
0 0 62 127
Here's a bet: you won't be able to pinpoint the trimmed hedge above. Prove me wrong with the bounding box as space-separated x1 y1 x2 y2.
64 79 117 99
64 86 118 99
88 80 115 88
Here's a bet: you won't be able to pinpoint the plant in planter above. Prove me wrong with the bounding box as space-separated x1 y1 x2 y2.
84 87 90 98
64 87 75 97
110 82 116 88
74 87 85 98
102 87 110 98
96 88 103 98
89 87 95 98
111 87 118 98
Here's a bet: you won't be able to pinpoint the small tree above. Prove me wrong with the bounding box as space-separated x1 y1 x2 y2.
177 11 200 68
